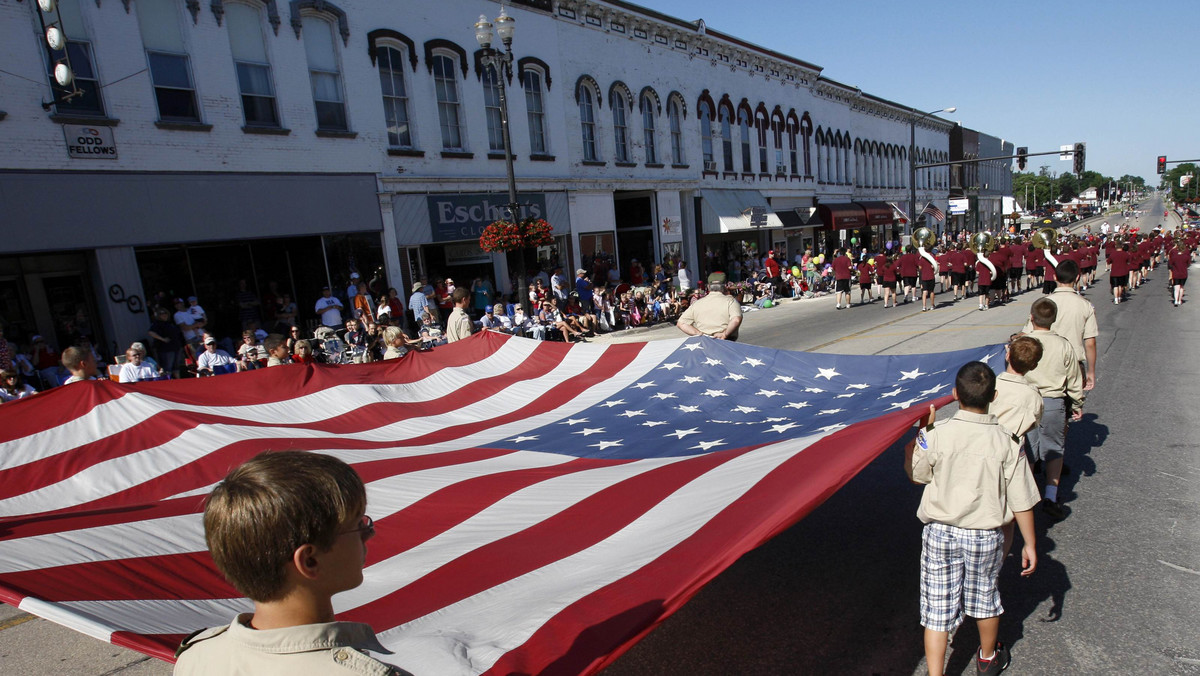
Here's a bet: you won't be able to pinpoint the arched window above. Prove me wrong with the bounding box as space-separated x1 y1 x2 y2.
738 107 752 172
786 111 800 175
833 132 844 184
227 2 278 128
814 129 824 182
431 53 464 148
376 44 412 147
698 100 714 168
641 93 657 165
842 135 852 186
800 112 813 177
668 98 684 165
578 84 598 161
522 67 547 155
612 90 630 162
755 107 769 173
719 105 734 172
302 15 347 131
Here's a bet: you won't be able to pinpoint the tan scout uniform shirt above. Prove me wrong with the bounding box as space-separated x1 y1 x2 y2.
912 410 1040 530
1021 287 1098 364
1022 329 1085 411
991 371 1043 439
676 292 742 339
445 306 473 343
174 614 411 676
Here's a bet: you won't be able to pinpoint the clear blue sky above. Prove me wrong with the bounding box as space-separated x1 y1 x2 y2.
639 0 1199 182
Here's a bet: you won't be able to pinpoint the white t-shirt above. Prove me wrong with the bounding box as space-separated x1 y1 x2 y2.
677 268 692 291
315 296 344 327
118 361 158 383
188 305 206 322
550 274 568 300
174 310 197 340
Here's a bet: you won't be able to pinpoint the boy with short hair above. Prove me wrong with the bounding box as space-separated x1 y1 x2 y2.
263 334 290 367
907 362 1040 676
174 451 411 675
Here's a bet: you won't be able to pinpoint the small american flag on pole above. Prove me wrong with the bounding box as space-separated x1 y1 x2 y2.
921 202 945 222
0 333 1002 675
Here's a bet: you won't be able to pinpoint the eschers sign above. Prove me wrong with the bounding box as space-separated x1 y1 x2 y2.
63 124 117 159
427 193 547 242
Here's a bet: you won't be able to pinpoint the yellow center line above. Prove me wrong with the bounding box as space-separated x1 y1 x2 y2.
0 613 37 631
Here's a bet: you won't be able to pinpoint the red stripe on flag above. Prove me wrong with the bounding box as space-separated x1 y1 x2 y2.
340 444 761 632
484 399 951 676
112 631 182 664
0 551 235 603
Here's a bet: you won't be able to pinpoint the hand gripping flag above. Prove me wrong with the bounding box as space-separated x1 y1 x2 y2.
0 333 1003 675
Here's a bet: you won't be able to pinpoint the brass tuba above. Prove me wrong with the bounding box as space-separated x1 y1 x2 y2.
912 226 936 249
1030 226 1058 251
969 231 996 255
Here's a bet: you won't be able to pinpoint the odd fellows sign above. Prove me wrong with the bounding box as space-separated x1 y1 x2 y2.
427 193 547 242
62 124 117 159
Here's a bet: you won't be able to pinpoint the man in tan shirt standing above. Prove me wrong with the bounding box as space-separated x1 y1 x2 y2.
445 287 474 343
676 273 743 341
1023 298 1085 521
1022 259 1098 390
906 362 1039 676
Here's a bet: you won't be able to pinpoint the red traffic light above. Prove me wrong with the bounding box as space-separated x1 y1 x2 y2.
1157 156 1167 174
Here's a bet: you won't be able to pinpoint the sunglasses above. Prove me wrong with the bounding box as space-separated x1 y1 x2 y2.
340 515 375 540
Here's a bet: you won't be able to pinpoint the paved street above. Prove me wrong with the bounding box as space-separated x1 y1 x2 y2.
3 204 1198 675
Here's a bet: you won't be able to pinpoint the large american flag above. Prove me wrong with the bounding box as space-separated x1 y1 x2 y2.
0 333 1002 675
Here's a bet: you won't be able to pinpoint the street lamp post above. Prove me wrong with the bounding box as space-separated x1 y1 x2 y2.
475 9 532 313
907 106 955 237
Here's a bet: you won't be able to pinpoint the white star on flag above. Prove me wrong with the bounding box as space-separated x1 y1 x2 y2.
804 387 824 393
677 405 700 413
573 427 606 436
560 418 589 426
632 381 657 390
784 401 811 409
651 392 677 400
763 417 788 422
817 408 843 415
658 362 683 371
899 368 926 380
618 410 646 418
601 399 626 408
589 440 624 450
774 375 796 383
835 393 857 399
888 398 921 410
680 342 704 351
920 384 949 396
664 428 701 439
724 373 747 381
741 357 765 367
702 389 728 398
510 435 539 443
817 423 848 433
765 422 800 434
641 420 668 427
680 376 703 384
755 389 781 398
879 388 905 398
816 367 841 380
689 440 725 451
703 358 723 366
845 384 869 390
734 406 759 414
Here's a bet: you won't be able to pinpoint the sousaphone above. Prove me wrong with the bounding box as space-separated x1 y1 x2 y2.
1030 227 1060 267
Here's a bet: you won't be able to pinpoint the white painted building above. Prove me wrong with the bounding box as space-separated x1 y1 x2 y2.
0 0 962 353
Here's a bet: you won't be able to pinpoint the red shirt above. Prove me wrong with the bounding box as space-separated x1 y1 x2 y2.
765 257 781 278
1109 249 1129 276
1009 244 1027 269
1169 250 1190 278
975 259 993 287
881 260 897 282
898 252 919 277
832 255 853 280
948 250 966 274
919 255 935 281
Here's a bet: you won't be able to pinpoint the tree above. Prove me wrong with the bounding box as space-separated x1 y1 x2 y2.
1117 174 1146 190
1012 170 1057 209
1077 170 1111 191
1162 163 1198 203
1056 173 1080 201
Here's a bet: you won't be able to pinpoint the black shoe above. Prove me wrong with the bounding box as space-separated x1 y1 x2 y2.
974 643 1012 672
976 642 1011 675
1042 498 1068 521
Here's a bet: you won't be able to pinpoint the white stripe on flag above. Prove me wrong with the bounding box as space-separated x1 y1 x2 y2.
376 434 828 675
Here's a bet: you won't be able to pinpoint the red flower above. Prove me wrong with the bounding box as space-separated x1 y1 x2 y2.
479 218 555 252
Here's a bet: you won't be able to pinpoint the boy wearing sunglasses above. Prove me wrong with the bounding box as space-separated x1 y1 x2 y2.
175 451 410 675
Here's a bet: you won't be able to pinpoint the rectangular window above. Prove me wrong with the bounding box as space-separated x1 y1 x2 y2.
48 0 103 116
136 0 199 122
226 3 278 127
612 94 629 163
302 16 347 131
432 55 463 150
669 103 683 165
523 70 546 155
378 46 412 147
720 112 733 172
482 65 504 152
641 99 657 165
579 89 597 161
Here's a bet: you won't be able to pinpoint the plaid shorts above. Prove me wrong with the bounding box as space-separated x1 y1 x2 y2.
920 522 1004 632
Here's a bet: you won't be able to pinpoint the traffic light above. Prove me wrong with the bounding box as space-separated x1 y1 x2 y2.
1016 147 1027 171
1073 142 1085 176
1157 155 1167 174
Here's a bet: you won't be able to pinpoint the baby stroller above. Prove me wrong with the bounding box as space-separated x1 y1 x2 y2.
313 326 351 364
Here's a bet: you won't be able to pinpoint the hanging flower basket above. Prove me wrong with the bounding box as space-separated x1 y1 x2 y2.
478 217 555 253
